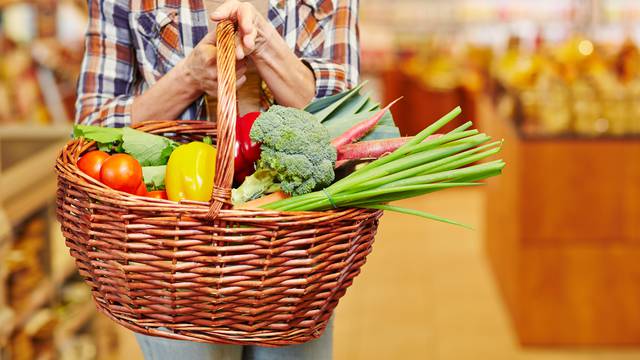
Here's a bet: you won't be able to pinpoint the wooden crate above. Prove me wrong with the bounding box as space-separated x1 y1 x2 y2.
481 98 640 345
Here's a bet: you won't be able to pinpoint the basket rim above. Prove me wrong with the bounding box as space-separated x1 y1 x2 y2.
56 134 381 221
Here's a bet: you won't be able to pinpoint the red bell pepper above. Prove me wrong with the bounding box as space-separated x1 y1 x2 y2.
234 112 262 184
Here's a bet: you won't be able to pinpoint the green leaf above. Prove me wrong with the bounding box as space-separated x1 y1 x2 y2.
377 110 395 126
114 142 125 153
142 165 166 190
97 142 113 152
324 92 372 122
159 143 178 165
325 110 376 138
361 125 401 141
311 83 366 122
305 90 350 114
355 98 375 113
365 102 380 112
362 204 473 229
305 81 369 114
73 125 123 143
121 127 178 166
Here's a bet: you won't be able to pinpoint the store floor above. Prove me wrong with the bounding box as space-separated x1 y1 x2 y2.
114 188 640 360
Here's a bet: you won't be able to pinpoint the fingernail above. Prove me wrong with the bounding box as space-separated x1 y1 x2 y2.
211 11 221 17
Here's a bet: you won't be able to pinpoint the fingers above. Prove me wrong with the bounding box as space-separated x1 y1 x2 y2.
188 29 247 95
235 36 246 60
210 0 257 58
242 26 258 55
237 2 256 49
210 0 240 21
201 74 246 97
236 74 247 88
236 60 247 78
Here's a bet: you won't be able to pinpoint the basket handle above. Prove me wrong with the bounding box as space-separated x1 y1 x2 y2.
207 20 237 220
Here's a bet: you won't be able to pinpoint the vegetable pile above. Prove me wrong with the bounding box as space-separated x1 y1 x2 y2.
73 84 504 227
262 107 504 226
72 125 211 201
77 150 146 195
232 106 336 204
308 82 401 141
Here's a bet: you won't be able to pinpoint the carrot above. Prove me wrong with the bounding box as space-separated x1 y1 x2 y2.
334 160 349 169
337 137 410 160
336 134 443 161
330 97 402 149
236 191 289 209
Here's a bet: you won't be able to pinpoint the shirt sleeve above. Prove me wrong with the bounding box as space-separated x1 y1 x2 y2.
301 0 360 99
75 0 136 127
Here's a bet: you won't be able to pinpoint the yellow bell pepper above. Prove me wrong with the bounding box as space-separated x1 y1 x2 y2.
165 142 217 202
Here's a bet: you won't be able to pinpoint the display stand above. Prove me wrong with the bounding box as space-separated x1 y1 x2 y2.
481 97 640 345
0 125 125 359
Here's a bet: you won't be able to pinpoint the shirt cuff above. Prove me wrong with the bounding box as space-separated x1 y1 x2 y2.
301 58 348 99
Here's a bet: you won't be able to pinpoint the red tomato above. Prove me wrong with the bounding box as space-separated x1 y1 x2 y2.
99 154 143 194
135 182 148 196
77 150 110 180
147 190 168 200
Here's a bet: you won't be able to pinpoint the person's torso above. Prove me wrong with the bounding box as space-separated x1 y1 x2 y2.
127 0 336 120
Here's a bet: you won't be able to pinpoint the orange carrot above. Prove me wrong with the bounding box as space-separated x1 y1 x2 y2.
236 191 289 209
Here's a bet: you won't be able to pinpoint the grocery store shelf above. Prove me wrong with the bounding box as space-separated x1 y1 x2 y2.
0 208 10 241
0 124 72 140
54 301 96 347
10 279 54 333
53 260 78 289
515 129 640 142
0 141 66 230
0 0 22 8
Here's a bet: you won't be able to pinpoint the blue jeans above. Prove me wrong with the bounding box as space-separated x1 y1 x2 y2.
134 319 333 360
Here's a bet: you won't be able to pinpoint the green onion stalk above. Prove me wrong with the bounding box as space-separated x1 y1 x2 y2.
263 107 505 227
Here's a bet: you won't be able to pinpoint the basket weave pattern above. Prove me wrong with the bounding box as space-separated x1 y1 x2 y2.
55 21 382 346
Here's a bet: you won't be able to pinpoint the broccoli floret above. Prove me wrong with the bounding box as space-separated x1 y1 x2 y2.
232 106 336 204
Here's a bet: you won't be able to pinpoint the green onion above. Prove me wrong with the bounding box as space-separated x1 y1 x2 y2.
263 107 505 227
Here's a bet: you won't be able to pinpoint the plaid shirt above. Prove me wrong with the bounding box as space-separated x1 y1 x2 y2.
76 0 360 127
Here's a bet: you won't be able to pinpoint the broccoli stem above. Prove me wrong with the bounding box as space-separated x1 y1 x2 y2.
231 169 277 205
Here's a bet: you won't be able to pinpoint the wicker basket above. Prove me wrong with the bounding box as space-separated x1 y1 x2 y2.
55 20 382 346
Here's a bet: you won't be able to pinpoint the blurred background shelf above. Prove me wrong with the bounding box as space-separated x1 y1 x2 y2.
482 96 640 345
54 301 96 348
0 140 67 228
0 125 71 139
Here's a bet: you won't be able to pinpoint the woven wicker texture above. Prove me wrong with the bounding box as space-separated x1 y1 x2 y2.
55 20 382 346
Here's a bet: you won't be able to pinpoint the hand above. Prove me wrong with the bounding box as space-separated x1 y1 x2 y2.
210 0 316 108
210 0 271 60
178 30 247 97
